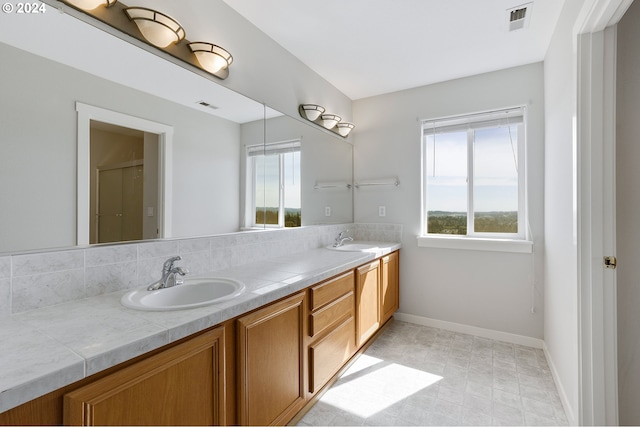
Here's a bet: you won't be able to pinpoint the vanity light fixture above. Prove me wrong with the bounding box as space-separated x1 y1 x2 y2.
336 122 355 137
61 1 232 80
321 113 341 129
188 42 233 74
300 104 325 121
298 104 354 138
62 0 116 10
124 7 186 48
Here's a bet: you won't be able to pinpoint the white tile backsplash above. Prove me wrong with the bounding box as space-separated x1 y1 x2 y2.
0 256 10 316
85 261 137 297
1 223 402 314
85 244 137 267
0 256 10 278
137 240 179 260
353 223 403 242
12 269 85 312
12 250 84 277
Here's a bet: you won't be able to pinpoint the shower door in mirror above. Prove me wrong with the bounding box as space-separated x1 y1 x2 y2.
89 120 160 244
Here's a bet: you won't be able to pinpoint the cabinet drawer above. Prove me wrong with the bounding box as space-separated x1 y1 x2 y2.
308 316 356 394
309 271 354 311
309 291 354 338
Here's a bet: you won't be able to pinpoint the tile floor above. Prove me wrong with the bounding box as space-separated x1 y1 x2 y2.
298 320 568 426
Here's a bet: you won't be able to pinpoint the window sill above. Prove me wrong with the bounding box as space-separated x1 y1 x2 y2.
417 235 533 253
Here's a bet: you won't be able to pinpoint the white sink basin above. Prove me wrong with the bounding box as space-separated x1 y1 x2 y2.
326 242 382 253
121 277 245 311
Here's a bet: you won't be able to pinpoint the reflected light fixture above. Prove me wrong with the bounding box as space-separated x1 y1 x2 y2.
336 122 355 137
298 104 354 138
63 0 116 10
300 104 325 121
321 113 341 129
124 7 186 48
188 42 233 74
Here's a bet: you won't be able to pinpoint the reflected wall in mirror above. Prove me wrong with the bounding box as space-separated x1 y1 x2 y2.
0 8 353 255
0 40 263 253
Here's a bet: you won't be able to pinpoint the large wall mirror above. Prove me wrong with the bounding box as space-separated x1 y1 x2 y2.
0 7 352 255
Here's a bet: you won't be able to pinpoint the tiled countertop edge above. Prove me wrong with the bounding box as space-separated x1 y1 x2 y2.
0 243 400 413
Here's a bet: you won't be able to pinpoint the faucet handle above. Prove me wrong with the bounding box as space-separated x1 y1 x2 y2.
174 267 188 276
163 255 181 272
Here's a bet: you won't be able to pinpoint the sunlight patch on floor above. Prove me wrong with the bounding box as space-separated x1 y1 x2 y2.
319 354 442 418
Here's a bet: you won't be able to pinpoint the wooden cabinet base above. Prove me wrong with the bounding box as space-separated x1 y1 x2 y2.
236 292 307 426
380 251 400 325
64 327 226 426
356 261 380 347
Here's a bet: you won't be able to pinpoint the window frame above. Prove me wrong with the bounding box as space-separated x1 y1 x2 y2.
246 139 301 229
418 107 532 253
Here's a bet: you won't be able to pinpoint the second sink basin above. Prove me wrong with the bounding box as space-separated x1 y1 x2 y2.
326 242 385 254
121 277 245 311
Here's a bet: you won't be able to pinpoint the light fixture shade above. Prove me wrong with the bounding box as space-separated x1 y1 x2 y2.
188 42 233 74
63 0 115 10
124 7 186 48
321 114 341 129
300 104 325 121
336 122 355 137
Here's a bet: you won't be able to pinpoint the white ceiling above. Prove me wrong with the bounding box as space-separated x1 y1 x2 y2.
222 0 566 100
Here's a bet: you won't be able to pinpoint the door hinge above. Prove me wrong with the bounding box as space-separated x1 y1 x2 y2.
604 256 617 269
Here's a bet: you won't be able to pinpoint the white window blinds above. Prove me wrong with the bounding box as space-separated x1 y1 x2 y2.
247 140 301 157
422 107 524 135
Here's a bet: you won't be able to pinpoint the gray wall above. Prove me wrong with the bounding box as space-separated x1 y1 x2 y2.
543 0 587 422
352 63 545 340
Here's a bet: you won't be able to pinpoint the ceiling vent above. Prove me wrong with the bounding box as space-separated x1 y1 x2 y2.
507 3 532 32
197 100 219 110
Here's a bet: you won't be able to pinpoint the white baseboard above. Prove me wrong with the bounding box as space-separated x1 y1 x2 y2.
543 342 577 426
394 312 545 349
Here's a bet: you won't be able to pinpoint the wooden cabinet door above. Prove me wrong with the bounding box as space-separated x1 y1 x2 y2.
356 260 380 347
380 251 400 325
63 327 226 426
236 292 307 426
308 316 356 394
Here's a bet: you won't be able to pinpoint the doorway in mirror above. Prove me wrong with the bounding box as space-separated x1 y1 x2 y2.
76 102 174 246
90 121 160 244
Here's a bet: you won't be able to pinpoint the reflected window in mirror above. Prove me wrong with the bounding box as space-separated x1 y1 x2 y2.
247 140 301 228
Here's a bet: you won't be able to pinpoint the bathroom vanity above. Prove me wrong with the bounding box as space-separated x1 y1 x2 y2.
0 246 399 426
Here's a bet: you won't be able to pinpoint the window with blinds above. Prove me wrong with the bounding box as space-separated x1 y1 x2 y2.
421 107 526 239
247 140 301 228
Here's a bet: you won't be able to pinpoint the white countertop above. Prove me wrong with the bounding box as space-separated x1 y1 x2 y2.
0 242 400 413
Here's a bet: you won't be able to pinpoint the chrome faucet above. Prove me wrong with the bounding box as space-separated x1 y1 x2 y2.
333 230 354 247
147 256 188 291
